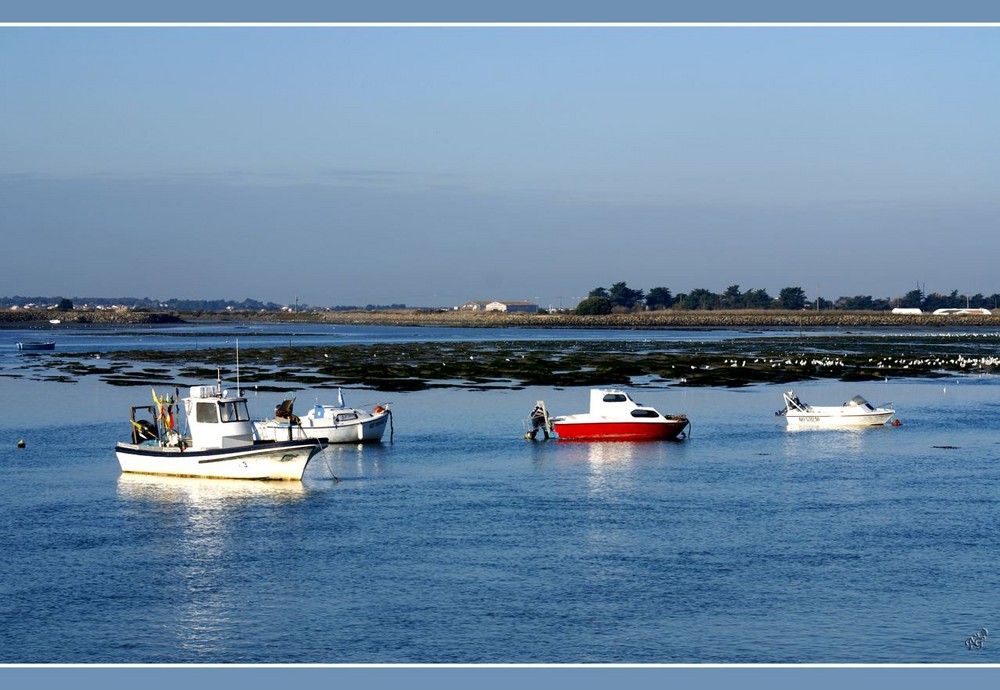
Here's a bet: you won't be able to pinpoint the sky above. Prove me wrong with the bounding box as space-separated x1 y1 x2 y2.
2 24 1000 308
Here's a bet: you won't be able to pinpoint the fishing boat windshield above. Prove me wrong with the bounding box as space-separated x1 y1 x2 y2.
196 400 251 423
220 400 251 422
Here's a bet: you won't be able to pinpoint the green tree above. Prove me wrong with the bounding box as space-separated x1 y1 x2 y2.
575 296 612 315
645 287 674 310
835 295 876 310
721 285 742 308
608 281 644 310
56 298 74 311
678 288 720 310
778 287 807 310
896 288 924 309
743 288 773 309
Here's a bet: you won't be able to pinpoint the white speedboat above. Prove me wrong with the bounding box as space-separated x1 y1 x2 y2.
115 381 325 480
778 390 895 427
541 388 689 441
254 389 392 444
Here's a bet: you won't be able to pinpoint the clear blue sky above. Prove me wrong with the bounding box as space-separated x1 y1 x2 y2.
2 25 999 308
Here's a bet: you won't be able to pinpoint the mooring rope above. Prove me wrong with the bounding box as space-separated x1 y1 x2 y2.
316 440 340 483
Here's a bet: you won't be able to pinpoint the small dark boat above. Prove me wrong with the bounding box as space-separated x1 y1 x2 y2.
16 341 56 351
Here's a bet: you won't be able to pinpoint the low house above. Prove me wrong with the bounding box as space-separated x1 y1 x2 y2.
459 301 491 311
485 301 538 313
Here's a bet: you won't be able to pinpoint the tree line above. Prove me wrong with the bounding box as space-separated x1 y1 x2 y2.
574 283 1000 315
0 295 409 312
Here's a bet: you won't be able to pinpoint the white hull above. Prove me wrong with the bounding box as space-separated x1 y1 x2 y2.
255 407 390 444
115 439 322 480
780 391 894 428
783 409 895 427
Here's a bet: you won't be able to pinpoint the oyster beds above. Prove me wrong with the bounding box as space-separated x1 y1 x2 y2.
12 332 1000 391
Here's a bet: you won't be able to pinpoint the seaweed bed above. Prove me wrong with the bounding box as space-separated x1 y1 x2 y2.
10 332 1000 391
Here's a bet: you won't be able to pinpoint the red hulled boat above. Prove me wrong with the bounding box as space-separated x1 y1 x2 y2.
547 389 689 441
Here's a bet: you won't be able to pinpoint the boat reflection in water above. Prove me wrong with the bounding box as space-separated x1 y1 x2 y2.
585 441 644 466
113 472 309 655
115 472 307 506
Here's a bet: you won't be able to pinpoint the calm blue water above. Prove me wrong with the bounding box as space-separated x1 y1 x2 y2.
8 320 989 358
7 321 756 357
1 325 999 665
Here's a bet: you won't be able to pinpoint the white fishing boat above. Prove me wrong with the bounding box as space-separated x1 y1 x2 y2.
115 380 325 480
778 390 895 427
535 388 689 441
254 388 392 444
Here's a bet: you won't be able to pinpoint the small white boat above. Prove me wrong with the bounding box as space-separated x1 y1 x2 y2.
932 308 991 316
115 381 325 480
778 390 895 427
254 389 392 444
539 388 689 441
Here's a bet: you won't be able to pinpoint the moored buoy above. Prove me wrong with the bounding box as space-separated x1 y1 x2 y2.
892 419 902 427
17 439 26 448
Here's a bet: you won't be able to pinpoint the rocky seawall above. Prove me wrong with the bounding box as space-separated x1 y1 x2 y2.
3 307 998 329
231 309 998 330
0 309 184 327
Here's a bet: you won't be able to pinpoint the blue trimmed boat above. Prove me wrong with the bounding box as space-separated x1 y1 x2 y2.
115 380 325 480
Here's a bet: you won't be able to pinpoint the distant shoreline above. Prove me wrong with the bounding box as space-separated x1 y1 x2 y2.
2 307 999 330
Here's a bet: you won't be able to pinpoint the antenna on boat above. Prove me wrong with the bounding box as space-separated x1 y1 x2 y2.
236 337 240 395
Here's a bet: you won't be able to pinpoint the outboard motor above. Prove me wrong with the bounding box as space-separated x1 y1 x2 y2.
132 419 159 444
275 398 300 425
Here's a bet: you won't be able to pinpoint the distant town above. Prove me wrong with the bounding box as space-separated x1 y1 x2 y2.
2 282 998 316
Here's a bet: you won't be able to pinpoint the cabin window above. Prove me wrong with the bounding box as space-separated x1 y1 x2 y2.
219 401 250 422
335 413 359 422
196 402 219 423
602 394 627 403
630 409 660 418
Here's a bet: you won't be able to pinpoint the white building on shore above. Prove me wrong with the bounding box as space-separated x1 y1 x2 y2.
485 301 538 313
458 300 491 311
